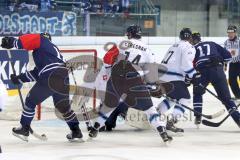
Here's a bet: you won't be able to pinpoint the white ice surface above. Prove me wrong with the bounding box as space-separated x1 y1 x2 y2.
0 86 240 160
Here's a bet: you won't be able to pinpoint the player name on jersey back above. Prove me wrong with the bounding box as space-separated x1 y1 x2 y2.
127 42 147 52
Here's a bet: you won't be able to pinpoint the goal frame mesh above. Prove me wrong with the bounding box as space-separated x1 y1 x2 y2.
36 49 98 120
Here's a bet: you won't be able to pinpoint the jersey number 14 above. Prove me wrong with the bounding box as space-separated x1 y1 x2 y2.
125 51 141 65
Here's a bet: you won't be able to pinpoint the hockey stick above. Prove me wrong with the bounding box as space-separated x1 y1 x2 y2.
7 50 47 141
202 104 240 127
198 84 222 101
198 84 240 127
162 95 225 119
29 127 47 141
7 50 25 107
69 67 93 130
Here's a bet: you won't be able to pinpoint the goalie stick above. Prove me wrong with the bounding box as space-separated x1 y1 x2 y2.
202 104 240 127
69 66 93 131
7 50 47 141
162 95 225 119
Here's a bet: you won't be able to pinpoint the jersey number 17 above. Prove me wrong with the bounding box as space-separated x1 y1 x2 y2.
197 44 210 57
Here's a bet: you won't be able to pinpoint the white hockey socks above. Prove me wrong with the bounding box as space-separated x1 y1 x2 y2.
144 106 166 129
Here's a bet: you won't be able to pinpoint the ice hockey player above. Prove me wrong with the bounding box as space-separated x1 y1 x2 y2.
92 63 128 132
224 25 240 99
191 32 240 127
0 79 7 112
157 28 196 133
94 57 129 132
88 24 173 143
0 33 83 141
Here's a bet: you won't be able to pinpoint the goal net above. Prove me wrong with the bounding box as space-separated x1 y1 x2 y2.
0 49 100 121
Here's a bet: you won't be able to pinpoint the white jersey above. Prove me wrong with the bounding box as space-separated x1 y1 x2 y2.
117 38 158 83
159 40 196 82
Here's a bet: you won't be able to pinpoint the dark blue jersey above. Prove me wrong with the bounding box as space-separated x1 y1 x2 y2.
194 41 232 69
14 34 67 82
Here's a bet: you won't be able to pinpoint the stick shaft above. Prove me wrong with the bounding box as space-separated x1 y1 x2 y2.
7 50 25 108
70 67 92 129
163 95 223 119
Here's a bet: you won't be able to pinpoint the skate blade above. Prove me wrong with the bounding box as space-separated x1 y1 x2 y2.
68 138 85 143
163 140 172 146
195 124 200 129
85 136 93 142
167 131 184 137
12 132 28 142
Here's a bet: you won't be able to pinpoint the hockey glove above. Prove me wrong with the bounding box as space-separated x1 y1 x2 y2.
191 72 202 85
1 37 16 49
184 75 192 87
149 82 174 98
10 74 21 85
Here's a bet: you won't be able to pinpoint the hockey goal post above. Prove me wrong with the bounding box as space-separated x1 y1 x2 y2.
0 49 99 121
37 49 99 120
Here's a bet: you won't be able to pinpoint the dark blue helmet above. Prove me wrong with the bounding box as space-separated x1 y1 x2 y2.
179 28 192 40
126 24 142 39
192 31 201 45
40 32 52 41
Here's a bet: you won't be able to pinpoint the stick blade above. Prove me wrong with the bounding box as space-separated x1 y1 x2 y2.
211 109 225 119
202 119 221 127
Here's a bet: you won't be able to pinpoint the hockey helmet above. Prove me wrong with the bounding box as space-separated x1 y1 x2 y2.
192 31 201 45
179 28 192 40
40 32 52 41
126 24 142 39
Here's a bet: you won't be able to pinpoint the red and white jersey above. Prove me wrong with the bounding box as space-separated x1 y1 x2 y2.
159 40 196 82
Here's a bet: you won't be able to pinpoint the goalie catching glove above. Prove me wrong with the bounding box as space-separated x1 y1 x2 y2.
103 45 119 65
